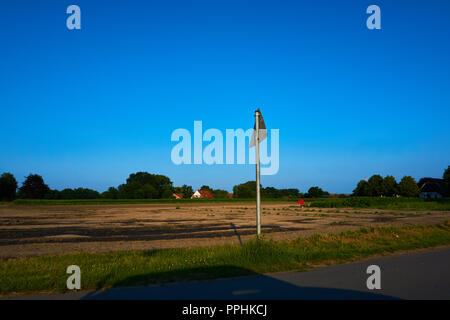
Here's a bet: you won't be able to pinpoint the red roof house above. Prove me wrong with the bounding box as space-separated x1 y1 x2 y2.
191 190 214 199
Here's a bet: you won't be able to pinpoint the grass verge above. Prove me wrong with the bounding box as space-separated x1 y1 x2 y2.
1 222 449 295
309 197 450 211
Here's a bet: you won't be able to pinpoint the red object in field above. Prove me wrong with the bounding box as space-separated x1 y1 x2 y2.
297 198 304 208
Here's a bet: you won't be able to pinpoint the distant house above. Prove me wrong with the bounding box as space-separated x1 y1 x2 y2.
191 190 214 199
418 178 444 199
172 193 183 199
227 193 233 199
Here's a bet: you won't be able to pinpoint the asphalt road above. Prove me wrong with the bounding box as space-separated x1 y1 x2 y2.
6 246 450 300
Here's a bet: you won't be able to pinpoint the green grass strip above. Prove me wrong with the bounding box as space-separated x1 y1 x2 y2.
6 197 450 211
309 197 450 211
1 222 449 295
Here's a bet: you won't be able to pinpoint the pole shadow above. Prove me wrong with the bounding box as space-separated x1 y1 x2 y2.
230 223 243 245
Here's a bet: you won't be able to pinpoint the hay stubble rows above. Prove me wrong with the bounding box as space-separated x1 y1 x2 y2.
0 202 448 258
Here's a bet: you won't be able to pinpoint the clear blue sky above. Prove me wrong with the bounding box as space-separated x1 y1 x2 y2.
1 0 449 193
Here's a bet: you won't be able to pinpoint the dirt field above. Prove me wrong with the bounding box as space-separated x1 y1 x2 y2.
0 202 449 258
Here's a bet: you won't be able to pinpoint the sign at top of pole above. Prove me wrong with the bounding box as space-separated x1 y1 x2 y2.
249 108 267 148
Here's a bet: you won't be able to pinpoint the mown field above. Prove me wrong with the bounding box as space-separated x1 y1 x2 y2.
0 222 449 295
1 201 449 259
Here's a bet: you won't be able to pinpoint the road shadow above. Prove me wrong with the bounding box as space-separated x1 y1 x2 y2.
81 265 399 300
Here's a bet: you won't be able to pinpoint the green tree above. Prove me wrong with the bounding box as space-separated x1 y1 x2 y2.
306 186 328 198
382 175 398 196
18 174 50 199
443 166 450 197
212 189 228 198
44 189 61 199
263 187 300 199
101 187 119 199
74 188 99 199
139 184 157 198
54 188 100 199
0 173 18 201
200 185 213 192
117 172 174 199
233 181 257 198
398 176 420 197
353 180 369 196
160 185 175 198
126 172 173 198
367 174 385 196
174 185 194 198
279 189 301 197
118 182 140 199
183 185 194 198
263 187 280 198
59 188 75 199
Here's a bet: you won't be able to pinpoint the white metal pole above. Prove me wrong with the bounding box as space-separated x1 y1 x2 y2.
255 110 261 239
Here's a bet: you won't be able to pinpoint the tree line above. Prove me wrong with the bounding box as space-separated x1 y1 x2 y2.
0 171 326 201
232 181 330 199
353 166 450 197
353 175 418 197
0 166 449 201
